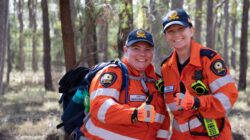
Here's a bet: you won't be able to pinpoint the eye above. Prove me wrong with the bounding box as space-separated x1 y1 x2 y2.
166 29 174 34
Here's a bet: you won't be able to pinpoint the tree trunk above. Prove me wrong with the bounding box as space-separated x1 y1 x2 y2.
171 0 183 9
60 0 76 72
6 23 11 86
28 0 38 72
117 0 133 58
97 1 109 62
41 0 54 91
238 0 249 90
0 0 9 95
80 0 98 67
206 0 214 49
223 0 229 65
194 0 203 43
17 0 25 71
230 0 237 69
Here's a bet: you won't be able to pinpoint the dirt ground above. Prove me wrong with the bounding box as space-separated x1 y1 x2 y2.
0 71 249 140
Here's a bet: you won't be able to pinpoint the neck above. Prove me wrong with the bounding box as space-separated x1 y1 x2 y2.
176 45 191 64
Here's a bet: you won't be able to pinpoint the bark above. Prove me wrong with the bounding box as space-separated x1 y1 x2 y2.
17 0 25 71
117 0 133 58
0 0 9 95
238 0 249 90
60 0 76 72
206 0 215 49
28 0 38 72
223 0 229 65
230 0 237 69
97 3 109 62
80 0 98 67
194 0 203 43
171 0 183 9
41 0 54 91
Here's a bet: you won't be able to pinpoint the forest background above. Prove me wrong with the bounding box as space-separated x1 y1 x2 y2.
0 0 249 140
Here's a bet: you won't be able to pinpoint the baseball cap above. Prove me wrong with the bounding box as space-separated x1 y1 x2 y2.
162 9 192 32
126 29 154 47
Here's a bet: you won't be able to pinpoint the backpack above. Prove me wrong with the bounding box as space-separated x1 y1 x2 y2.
56 59 129 134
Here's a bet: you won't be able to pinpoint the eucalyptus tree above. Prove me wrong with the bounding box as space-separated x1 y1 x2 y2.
0 0 9 94
41 0 54 91
238 0 249 90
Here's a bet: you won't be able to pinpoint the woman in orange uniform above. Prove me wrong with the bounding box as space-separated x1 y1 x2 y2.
80 29 170 140
161 9 238 140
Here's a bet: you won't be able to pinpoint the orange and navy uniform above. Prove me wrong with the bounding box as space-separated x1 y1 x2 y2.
80 58 170 140
161 40 238 140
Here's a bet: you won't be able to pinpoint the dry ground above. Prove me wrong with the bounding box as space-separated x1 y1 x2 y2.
0 70 249 140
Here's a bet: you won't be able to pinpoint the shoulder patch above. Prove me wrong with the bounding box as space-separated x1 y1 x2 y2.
210 59 227 76
200 49 217 60
100 72 117 87
161 52 173 66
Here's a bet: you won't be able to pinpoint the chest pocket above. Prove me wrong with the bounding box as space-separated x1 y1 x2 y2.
189 69 210 96
127 75 156 106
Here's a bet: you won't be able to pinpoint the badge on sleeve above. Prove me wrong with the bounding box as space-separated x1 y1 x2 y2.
210 59 227 76
100 72 117 87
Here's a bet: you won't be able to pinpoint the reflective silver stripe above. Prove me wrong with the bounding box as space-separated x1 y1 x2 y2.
155 113 165 123
98 99 117 123
173 118 202 133
167 102 177 111
214 93 232 114
85 119 138 140
90 88 119 101
209 75 234 93
156 129 170 139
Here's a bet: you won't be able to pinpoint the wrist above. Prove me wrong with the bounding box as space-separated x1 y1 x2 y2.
192 97 200 110
131 108 138 123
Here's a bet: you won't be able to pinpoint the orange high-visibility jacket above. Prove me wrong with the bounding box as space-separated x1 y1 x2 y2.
161 40 238 140
81 58 170 140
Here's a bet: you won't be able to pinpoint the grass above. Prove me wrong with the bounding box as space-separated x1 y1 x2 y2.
0 71 249 140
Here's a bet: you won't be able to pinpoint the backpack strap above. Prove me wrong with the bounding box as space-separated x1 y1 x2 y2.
113 59 129 103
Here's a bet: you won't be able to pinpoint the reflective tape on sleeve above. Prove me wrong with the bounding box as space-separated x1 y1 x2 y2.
209 75 234 93
90 88 119 101
156 129 170 139
97 99 117 123
155 113 165 123
213 93 232 114
173 118 202 133
85 119 137 140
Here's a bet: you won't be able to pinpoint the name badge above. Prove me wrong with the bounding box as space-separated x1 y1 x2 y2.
164 85 174 93
130 95 146 102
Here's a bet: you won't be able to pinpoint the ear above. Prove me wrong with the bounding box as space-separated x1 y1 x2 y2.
190 27 194 37
123 46 128 53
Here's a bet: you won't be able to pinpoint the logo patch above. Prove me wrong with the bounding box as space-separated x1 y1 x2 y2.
100 72 117 87
168 11 179 20
164 85 174 93
130 95 146 102
136 30 146 38
210 59 227 76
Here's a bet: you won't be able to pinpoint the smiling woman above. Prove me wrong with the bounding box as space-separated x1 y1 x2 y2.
79 29 170 140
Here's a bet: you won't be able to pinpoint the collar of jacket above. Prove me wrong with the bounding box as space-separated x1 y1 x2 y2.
167 40 204 68
122 58 156 79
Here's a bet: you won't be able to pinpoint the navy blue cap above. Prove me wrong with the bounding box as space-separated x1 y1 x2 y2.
126 29 154 47
162 9 192 32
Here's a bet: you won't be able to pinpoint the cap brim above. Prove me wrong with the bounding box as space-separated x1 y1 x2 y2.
126 39 154 47
163 21 189 32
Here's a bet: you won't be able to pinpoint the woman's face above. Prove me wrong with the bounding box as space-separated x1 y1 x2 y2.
164 24 194 50
124 42 153 72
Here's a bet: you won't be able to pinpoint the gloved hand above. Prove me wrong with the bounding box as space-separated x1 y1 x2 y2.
175 91 200 110
131 103 156 123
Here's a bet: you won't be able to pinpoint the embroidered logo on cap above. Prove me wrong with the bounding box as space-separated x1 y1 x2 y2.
168 11 179 20
136 30 146 38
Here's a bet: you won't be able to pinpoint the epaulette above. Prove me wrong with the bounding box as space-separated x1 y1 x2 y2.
200 49 217 60
161 52 173 66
